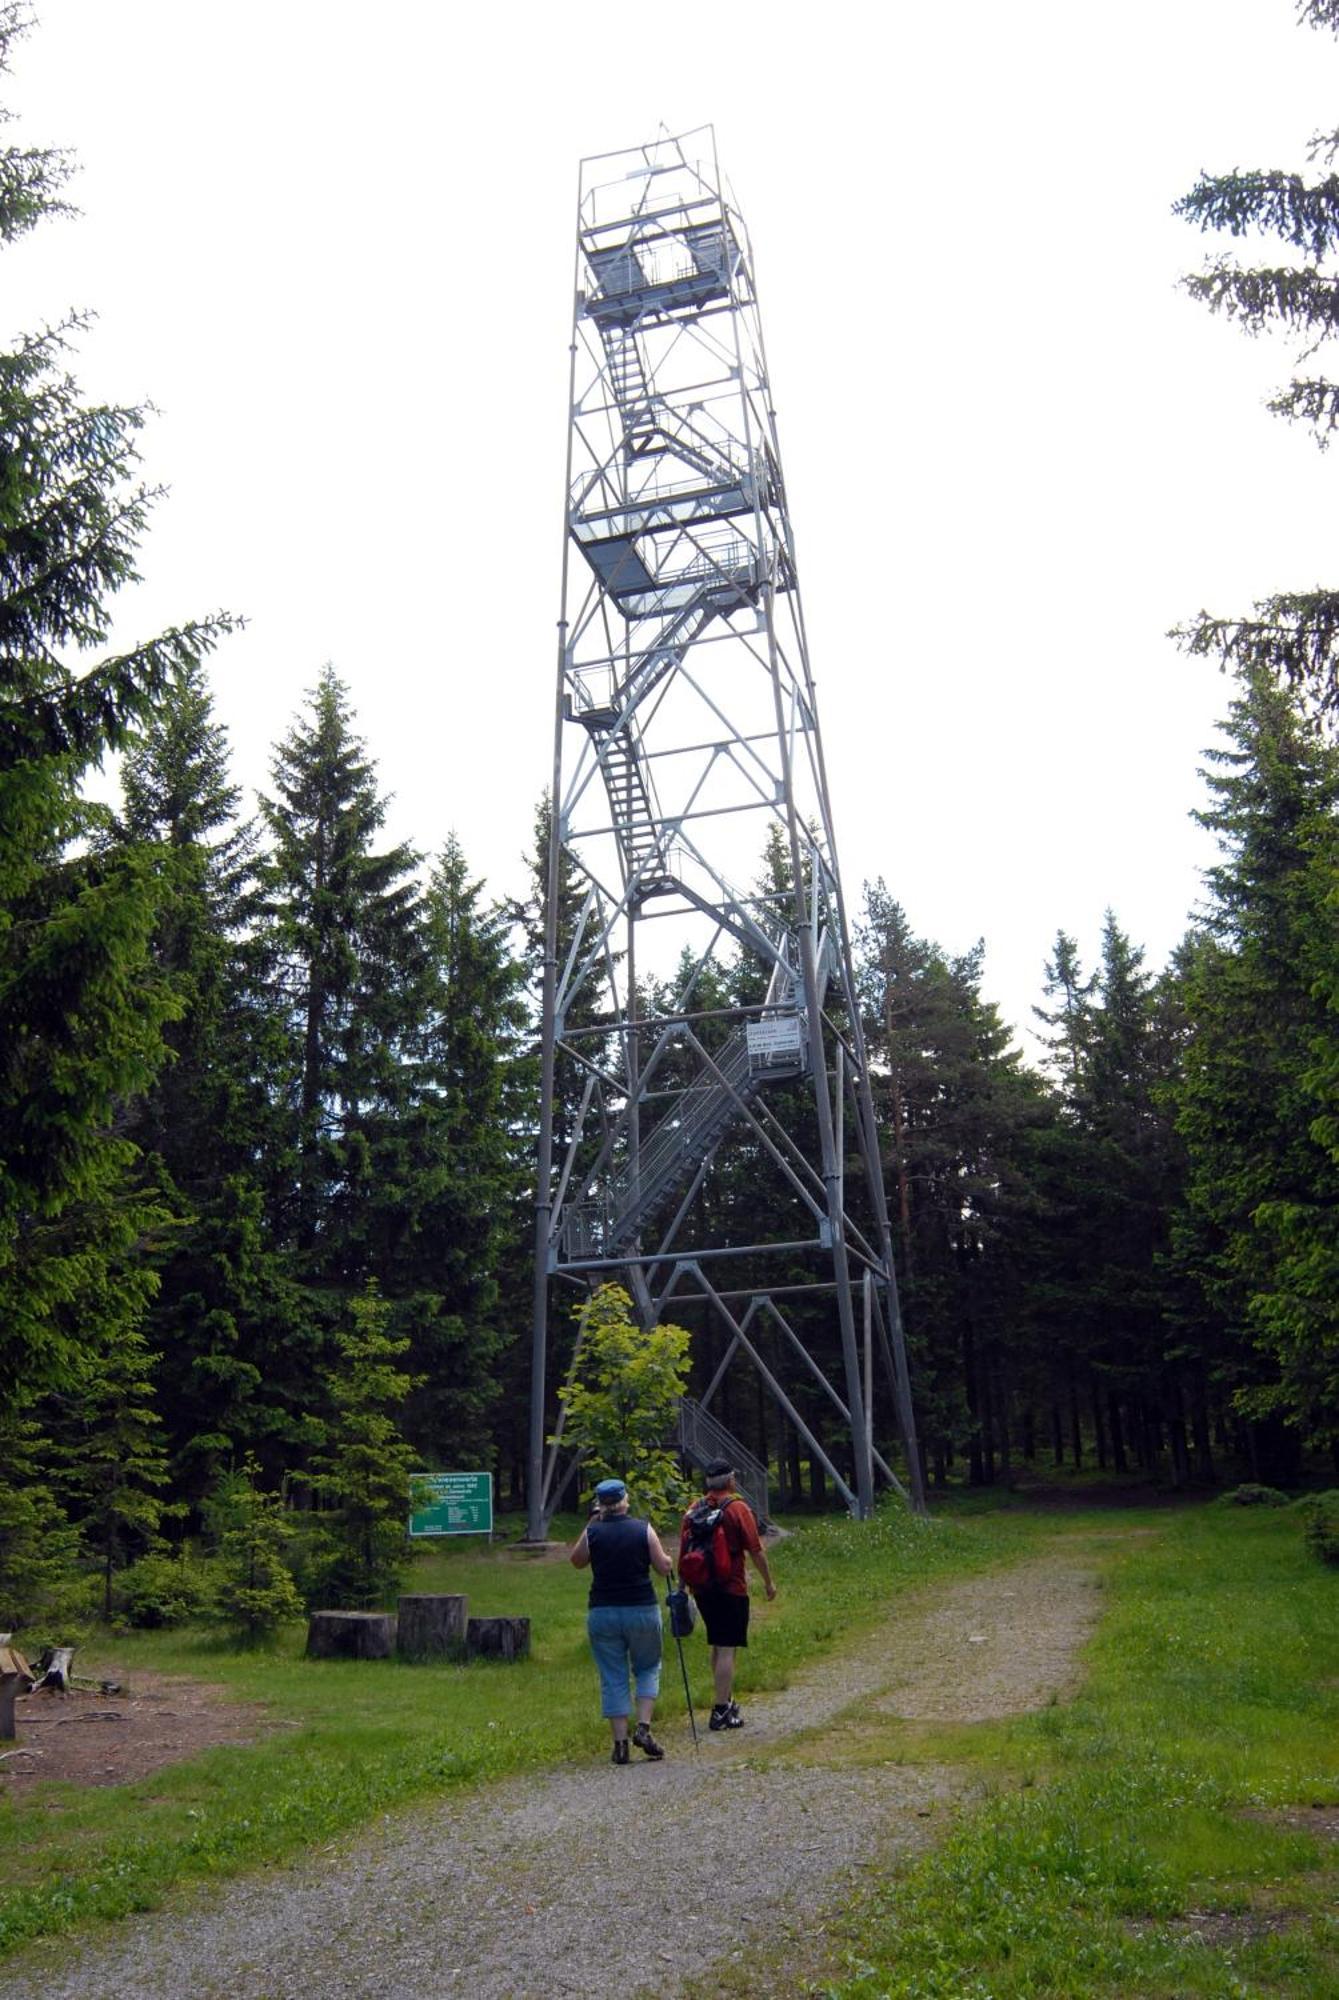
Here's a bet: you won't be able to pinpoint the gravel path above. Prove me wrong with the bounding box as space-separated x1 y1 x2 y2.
18 1546 1104 1998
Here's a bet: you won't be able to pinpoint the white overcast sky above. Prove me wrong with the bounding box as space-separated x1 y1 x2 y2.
7 1 1337 1049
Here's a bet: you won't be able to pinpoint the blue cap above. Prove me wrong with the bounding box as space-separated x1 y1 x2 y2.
594 1478 627 1502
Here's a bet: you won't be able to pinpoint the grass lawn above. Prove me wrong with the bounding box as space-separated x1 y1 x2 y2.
5 1491 1333 1993
0 1498 1038 1959
794 1495 1339 1999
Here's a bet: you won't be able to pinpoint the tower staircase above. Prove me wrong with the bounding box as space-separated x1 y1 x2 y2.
562 941 830 1261
595 725 671 891
676 1396 771 1527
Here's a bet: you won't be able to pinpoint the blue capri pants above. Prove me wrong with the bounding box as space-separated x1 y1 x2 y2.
586 1603 663 1718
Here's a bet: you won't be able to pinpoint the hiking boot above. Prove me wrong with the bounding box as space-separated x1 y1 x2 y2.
632 1722 664 1760
708 1700 744 1731
611 1738 630 1765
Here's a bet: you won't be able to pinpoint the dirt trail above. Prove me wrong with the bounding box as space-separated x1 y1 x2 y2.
13 1543 1110 1999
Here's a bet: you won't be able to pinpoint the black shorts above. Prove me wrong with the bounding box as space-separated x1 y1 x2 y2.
695 1587 750 1648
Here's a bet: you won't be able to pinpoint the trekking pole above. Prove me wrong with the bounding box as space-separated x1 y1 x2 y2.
666 1572 699 1749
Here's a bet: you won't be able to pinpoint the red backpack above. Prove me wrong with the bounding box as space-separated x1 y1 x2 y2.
679 1495 738 1592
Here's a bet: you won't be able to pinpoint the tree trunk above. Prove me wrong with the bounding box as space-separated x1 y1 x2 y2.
306 1611 397 1660
995 1361 1013 1486
1091 1379 1108 1472
1021 1405 1036 1463
31 1645 76 1693
786 1423 803 1507
466 1616 530 1662
1191 1370 1215 1484
979 1360 997 1487
1107 1392 1127 1474
397 1595 468 1660
0 1636 34 1743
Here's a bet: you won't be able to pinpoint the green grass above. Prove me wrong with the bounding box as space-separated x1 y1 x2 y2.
0 1500 1041 1959
13 1494 1331 1994
798 1500 1339 2000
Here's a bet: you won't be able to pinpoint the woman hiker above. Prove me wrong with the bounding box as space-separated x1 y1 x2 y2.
570 1476 675 1764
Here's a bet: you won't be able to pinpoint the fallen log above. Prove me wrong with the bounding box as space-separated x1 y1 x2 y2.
305 1611 397 1660
466 1616 530 1663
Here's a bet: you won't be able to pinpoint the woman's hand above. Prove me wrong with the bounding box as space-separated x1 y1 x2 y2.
647 1524 675 1578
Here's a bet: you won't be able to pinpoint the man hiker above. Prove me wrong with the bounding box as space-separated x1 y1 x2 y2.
679 1457 776 1731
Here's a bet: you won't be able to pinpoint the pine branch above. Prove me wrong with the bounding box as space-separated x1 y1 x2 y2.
1171 591 1339 715
1267 375 1339 442
1175 170 1339 259
1181 264 1339 337
1 615 242 761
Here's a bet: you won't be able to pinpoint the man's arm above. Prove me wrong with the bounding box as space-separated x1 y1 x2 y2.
748 1543 777 1600
569 1528 591 1570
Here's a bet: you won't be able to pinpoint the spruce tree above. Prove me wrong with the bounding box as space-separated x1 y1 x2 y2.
856 883 1043 1486
1174 0 1339 715
47 1325 171 1617
390 834 528 1464
1172 668 1339 1455
309 1284 421 1609
116 662 294 1494
0 5 231 1410
0 1408 82 1630
210 1454 304 1640
255 666 425 1279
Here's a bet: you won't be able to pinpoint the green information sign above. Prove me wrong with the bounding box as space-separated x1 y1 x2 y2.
409 1471 494 1538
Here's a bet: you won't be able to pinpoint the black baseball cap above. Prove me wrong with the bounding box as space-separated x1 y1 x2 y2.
704 1458 734 1483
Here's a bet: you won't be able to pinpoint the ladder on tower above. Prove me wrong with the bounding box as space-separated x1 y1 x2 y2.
597 725 671 891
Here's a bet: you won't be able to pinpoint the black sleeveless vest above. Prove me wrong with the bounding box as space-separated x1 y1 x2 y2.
587 1514 656 1607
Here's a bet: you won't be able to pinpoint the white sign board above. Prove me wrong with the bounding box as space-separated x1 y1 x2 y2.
746 1017 803 1059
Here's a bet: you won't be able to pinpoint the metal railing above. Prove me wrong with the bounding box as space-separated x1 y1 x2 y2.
677 1396 770 1525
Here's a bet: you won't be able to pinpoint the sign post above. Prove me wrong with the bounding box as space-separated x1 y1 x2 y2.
408 1472 494 1539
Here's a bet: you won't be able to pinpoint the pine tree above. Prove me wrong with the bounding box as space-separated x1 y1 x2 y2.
1173 1 1339 715
209 1454 304 1640
47 1326 171 1617
116 663 295 1494
856 883 1043 1487
0 1407 82 1630
256 667 425 1267
1172 667 1339 1455
309 1284 422 1609
389 834 528 1464
1032 932 1096 1094
0 5 231 1411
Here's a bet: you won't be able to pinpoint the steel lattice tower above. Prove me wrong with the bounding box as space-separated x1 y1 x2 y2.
527 128 924 1535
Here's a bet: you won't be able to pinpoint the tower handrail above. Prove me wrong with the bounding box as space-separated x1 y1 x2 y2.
677 1396 770 1525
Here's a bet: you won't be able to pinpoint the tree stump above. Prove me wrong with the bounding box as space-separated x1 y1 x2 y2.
31 1645 75 1693
466 1616 530 1662
0 1636 33 1743
397 1594 468 1660
305 1611 397 1660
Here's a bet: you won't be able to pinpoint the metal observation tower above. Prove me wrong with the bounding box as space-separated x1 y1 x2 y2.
527 128 924 1535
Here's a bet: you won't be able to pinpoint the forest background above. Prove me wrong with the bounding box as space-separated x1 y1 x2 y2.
2 0 1338 1633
